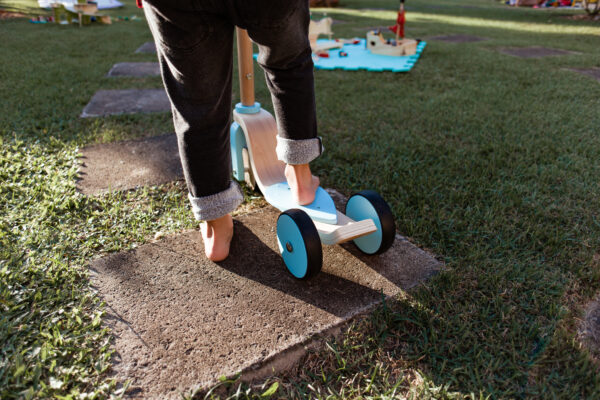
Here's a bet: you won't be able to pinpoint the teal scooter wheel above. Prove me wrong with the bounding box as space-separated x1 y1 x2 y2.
345 190 395 255
276 209 322 279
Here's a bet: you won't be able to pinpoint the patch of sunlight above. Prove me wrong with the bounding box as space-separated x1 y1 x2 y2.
410 11 600 36
312 7 600 36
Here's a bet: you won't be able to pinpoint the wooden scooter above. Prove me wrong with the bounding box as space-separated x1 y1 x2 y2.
230 29 396 279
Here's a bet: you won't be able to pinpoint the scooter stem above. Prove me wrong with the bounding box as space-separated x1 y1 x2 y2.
236 28 255 107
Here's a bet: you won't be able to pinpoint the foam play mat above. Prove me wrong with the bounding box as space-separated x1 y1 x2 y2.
38 0 123 9
313 38 427 72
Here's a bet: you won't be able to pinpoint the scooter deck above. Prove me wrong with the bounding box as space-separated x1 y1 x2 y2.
263 182 337 224
233 108 377 244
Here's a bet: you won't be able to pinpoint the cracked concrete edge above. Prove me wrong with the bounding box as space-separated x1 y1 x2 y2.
186 304 372 396
188 291 432 396
192 269 443 395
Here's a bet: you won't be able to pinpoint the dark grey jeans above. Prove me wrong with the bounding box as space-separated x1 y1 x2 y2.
142 0 321 221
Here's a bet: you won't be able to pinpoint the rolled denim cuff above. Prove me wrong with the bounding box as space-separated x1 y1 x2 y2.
275 136 323 165
188 181 244 221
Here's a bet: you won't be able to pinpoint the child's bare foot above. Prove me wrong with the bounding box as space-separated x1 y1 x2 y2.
285 164 320 205
200 214 234 262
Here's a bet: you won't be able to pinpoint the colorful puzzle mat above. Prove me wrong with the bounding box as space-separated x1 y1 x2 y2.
314 38 427 72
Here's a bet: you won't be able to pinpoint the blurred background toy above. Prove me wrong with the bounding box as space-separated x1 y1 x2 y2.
388 0 406 42
365 0 417 57
51 1 111 26
309 16 343 54
366 30 417 56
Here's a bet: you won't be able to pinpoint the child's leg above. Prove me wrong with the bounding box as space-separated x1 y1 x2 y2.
243 1 322 204
143 2 241 260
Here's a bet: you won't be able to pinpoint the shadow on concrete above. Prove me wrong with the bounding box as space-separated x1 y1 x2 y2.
217 221 387 319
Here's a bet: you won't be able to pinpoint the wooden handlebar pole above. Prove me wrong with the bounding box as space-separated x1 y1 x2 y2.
236 28 255 107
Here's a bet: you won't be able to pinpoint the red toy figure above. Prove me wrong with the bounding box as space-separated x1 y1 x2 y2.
389 0 406 42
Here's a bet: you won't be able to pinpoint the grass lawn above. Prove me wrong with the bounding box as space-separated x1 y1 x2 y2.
1 0 600 398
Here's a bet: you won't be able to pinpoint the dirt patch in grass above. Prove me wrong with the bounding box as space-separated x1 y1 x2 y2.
498 46 576 58
578 255 600 363
429 34 488 43
0 10 26 19
580 304 600 360
562 14 600 21
568 67 600 82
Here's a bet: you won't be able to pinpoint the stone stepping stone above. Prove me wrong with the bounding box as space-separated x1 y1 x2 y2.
107 62 160 78
81 89 170 118
429 34 488 43
498 46 575 58
90 195 442 399
135 41 156 54
569 67 600 82
77 133 182 195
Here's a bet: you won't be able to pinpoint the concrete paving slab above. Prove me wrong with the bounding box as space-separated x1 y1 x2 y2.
77 133 182 195
429 34 488 43
498 46 576 58
135 41 156 54
107 62 160 78
81 89 171 118
90 199 442 399
569 67 600 82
